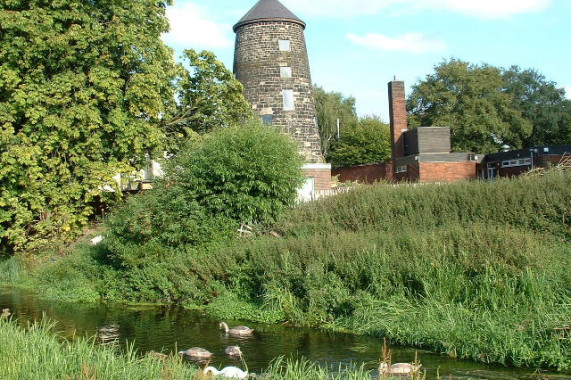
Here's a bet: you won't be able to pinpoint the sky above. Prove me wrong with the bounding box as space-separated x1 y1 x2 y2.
162 0 571 121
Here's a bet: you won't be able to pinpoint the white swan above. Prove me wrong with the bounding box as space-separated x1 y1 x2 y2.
219 321 254 336
378 362 422 376
178 347 212 358
203 366 248 379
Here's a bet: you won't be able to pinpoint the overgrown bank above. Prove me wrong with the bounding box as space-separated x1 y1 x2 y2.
1 170 570 371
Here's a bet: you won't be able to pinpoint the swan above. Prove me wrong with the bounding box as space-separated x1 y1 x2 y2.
219 321 254 336
178 347 212 358
203 366 248 379
378 362 422 376
225 345 243 357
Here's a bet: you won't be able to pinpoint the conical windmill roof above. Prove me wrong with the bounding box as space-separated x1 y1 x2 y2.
233 0 305 31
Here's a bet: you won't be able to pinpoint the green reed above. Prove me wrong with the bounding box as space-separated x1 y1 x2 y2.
0 317 197 380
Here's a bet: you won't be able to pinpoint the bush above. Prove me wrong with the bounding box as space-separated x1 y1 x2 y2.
104 122 304 269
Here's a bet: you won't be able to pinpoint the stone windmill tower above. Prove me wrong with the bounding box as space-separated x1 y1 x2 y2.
233 0 331 196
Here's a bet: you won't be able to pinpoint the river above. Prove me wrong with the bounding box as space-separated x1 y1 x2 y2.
1 288 569 379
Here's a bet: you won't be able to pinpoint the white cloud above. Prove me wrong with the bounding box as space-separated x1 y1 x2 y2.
565 86 571 99
347 32 447 53
283 0 551 19
163 3 233 49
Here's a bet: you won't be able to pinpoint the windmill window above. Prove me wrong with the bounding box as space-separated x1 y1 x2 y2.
261 114 274 125
280 66 292 78
278 40 291 51
283 89 294 110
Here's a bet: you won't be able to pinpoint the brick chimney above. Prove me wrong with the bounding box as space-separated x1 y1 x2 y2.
388 80 407 160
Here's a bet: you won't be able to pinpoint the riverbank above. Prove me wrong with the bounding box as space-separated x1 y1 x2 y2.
1 169 570 371
0 315 403 380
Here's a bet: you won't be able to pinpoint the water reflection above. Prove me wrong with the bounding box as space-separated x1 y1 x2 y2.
1 288 569 380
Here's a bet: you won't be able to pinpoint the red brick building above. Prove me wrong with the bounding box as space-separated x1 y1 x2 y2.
334 80 481 183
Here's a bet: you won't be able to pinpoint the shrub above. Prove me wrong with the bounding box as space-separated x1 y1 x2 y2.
104 122 304 271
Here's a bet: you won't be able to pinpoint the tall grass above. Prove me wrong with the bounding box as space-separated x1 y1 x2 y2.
0 317 197 380
275 170 570 239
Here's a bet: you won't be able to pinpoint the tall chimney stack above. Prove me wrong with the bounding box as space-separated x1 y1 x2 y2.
388 81 407 160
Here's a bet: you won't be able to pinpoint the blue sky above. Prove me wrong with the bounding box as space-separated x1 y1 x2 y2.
162 0 571 121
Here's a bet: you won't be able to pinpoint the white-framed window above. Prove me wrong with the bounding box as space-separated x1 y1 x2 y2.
280 66 292 78
282 89 294 110
501 158 531 168
278 39 291 51
396 165 407 173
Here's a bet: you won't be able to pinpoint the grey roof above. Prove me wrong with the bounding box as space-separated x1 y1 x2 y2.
233 0 305 31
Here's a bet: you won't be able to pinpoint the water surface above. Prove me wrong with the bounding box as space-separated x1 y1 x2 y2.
1 288 568 379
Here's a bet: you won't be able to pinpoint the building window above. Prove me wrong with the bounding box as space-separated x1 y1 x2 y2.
396 165 407 173
501 158 531 167
280 66 292 78
283 89 294 110
278 39 290 51
261 114 274 125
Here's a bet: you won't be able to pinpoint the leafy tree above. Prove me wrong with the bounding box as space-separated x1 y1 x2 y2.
0 0 177 252
328 116 391 168
313 86 358 157
502 66 571 146
162 50 252 152
407 59 532 153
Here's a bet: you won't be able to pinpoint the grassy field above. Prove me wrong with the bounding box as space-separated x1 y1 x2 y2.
1 169 570 371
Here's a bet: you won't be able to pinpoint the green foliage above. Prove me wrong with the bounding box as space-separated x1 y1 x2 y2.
313 86 358 157
0 0 177 252
164 123 305 224
277 169 570 239
502 66 571 146
163 49 253 151
328 116 391 168
407 59 533 153
13 171 571 370
103 123 304 277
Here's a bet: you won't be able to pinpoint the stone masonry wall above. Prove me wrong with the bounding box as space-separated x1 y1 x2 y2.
234 21 323 163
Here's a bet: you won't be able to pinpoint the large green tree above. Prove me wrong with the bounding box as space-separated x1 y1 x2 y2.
162 49 252 152
328 116 391 168
502 66 571 146
407 59 532 153
313 86 358 157
0 0 177 252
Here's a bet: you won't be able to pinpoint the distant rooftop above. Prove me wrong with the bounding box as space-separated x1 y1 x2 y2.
233 0 305 31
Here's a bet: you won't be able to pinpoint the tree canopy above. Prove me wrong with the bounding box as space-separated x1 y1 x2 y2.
328 116 391 168
408 59 570 153
163 49 252 152
313 86 358 157
502 66 571 146
0 0 177 252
